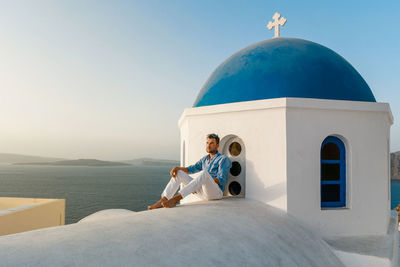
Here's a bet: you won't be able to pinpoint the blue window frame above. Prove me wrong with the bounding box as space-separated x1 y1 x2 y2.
321 136 346 208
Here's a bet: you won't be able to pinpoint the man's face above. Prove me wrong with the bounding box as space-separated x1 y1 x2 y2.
206 138 219 154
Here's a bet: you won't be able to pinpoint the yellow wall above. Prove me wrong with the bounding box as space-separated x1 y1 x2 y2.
0 197 65 236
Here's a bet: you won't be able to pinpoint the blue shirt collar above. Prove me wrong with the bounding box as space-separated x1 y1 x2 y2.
207 151 220 161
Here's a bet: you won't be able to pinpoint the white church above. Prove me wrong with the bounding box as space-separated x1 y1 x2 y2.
0 13 398 267
180 18 393 238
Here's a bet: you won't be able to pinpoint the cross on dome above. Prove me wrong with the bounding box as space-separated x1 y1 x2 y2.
267 12 287 38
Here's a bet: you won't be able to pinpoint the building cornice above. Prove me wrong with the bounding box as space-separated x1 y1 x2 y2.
178 98 393 127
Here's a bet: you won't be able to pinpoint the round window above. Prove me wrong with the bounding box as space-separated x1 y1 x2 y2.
230 161 241 176
229 181 241 196
229 142 242 156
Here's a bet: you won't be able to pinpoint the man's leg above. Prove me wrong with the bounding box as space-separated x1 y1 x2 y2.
162 170 193 199
162 170 222 208
148 170 192 210
198 171 223 200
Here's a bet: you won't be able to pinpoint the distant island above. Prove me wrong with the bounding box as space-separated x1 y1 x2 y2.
123 158 179 166
14 159 130 167
0 153 66 164
0 153 179 167
391 151 400 180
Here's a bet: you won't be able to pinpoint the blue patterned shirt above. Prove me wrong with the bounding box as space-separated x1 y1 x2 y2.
187 151 232 192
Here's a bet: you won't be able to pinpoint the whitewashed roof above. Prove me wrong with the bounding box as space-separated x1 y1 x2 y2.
0 198 346 266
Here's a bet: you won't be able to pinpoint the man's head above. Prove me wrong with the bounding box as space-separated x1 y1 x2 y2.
206 133 219 154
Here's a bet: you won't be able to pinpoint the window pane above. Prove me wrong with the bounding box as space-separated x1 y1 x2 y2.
321 142 340 160
321 184 340 202
230 161 242 176
228 181 242 196
321 163 340 181
229 142 242 156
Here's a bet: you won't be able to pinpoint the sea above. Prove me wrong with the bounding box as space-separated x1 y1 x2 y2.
1 164 400 224
0 164 171 224
391 180 400 209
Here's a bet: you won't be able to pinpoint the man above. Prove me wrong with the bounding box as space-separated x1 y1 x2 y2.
148 133 232 209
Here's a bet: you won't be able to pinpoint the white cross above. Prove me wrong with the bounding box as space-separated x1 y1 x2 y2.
267 12 287 38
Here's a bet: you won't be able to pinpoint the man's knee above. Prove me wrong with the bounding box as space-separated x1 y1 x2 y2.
175 170 187 181
197 170 207 176
198 170 212 180
194 170 206 180
176 170 185 178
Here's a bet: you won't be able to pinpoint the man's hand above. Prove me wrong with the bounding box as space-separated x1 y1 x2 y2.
170 166 189 178
170 166 180 178
213 178 219 185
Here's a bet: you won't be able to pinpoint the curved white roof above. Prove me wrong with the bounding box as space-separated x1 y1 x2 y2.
0 198 345 266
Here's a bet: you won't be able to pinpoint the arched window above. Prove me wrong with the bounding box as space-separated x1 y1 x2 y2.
321 136 346 208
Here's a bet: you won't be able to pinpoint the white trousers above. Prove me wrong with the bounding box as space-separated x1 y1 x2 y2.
161 170 223 200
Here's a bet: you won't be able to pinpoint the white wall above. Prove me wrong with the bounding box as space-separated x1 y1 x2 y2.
178 97 393 237
179 99 287 210
285 98 393 236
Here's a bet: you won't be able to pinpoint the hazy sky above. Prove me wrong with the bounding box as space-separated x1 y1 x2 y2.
0 0 399 161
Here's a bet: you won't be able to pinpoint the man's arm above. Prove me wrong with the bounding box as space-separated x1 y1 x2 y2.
215 157 232 187
170 158 203 178
186 159 203 174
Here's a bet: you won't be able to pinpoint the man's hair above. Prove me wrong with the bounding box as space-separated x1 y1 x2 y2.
207 133 220 144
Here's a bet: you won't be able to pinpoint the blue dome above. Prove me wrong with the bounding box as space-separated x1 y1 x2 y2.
193 38 376 107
